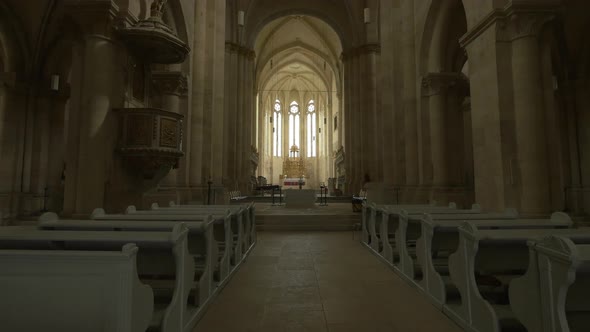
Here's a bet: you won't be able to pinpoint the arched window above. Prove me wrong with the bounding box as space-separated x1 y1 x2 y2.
289 101 300 150
273 100 282 157
307 100 316 157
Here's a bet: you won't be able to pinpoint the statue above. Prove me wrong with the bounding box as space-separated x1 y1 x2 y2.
150 0 167 18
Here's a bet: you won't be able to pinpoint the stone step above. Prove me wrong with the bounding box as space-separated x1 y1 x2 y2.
256 213 360 231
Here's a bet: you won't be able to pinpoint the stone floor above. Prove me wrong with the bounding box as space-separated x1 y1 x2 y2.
194 231 463 332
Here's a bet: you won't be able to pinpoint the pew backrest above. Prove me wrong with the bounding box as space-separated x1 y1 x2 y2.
0 243 153 332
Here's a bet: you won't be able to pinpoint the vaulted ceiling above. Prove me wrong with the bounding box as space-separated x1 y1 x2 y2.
255 15 342 101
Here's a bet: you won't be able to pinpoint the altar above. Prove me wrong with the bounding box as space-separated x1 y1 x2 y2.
283 178 306 186
284 189 316 208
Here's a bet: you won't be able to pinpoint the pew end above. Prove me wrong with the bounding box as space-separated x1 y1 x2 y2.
39 212 59 223
90 208 106 219
126 205 137 214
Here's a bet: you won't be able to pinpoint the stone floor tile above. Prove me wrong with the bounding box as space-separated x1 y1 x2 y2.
193 231 462 332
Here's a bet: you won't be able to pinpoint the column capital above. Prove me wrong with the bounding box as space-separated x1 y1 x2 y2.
225 42 255 59
421 72 469 96
460 2 558 48
63 0 120 37
151 71 188 97
341 43 381 61
501 9 555 41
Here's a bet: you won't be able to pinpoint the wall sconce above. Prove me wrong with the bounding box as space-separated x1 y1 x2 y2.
50 74 60 91
238 10 245 27
364 8 371 24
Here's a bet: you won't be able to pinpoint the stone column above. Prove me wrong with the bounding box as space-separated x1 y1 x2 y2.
508 11 554 214
401 0 418 187
460 18 510 211
342 52 354 194
62 1 122 215
223 43 239 186
422 73 461 186
364 44 382 180
152 71 188 187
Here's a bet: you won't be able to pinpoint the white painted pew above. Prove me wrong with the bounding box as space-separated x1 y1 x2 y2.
403 210 518 282
446 221 585 332
123 206 245 265
0 243 152 332
151 203 253 250
376 204 480 265
361 202 438 247
38 214 218 310
414 212 570 308
161 201 257 249
510 234 590 332
0 224 192 332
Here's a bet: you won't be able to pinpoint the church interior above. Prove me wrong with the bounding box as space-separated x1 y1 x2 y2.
1 0 590 331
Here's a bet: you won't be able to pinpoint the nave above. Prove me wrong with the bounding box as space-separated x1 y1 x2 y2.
195 232 462 332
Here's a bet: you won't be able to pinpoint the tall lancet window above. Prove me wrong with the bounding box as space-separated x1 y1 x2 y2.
273 100 282 157
307 100 317 157
289 101 300 150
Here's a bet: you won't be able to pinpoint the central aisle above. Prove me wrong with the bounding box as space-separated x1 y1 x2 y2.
194 232 462 332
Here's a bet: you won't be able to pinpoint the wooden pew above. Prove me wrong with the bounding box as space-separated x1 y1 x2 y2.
94 207 238 280
154 202 254 250
0 243 152 332
446 221 586 332
0 224 192 332
127 205 246 263
361 202 442 250
402 210 517 282
39 213 218 310
375 204 478 265
157 202 256 251
414 212 570 308
510 234 590 332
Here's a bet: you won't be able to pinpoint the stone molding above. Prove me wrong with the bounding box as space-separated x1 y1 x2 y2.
421 72 469 96
460 2 558 48
63 0 119 37
151 71 188 97
225 42 256 59
341 43 381 61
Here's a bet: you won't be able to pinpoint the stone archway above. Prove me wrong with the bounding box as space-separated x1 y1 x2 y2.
417 0 474 207
253 15 342 190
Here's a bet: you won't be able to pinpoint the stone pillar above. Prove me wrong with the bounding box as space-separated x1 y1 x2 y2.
401 0 418 187
422 73 462 186
62 2 122 215
151 71 188 187
462 97 474 188
342 52 354 194
460 19 511 211
223 43 239 186
364 44 381 180
508 11 554 214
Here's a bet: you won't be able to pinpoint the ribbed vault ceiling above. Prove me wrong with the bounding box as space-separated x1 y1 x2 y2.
256 15 342 98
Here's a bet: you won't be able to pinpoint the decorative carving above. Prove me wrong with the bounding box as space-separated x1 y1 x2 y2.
160 118 177 148
150 0 167 19
341 43 382 60
151 71 188 96
503 11 555 40
225 42 256 59
421 72 469 96
282 146 306 178
126 115 152 146
115 108 184 179
117 0 189 64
